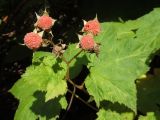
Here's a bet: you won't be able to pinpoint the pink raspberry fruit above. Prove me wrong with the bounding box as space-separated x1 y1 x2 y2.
80 35 95 50
24 32 42 50
37 15 54 30
83 19 100 35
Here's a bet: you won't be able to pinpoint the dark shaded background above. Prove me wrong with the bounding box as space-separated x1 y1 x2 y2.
0 0 160 120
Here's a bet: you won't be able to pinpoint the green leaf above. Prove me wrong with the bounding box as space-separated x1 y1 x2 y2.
138 112 158 120
96 102 134 120
32 51 54 64
10 52 67 120
97 109 134 120
137 73 160 113
14 91 67 120
64 44 89 79
85 8 160 112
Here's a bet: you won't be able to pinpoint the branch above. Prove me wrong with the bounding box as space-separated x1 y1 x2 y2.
67 78 88 94
61 48 93 111
68 49 83 64
67 89 98 112
67 86 76 111
61 56 68 64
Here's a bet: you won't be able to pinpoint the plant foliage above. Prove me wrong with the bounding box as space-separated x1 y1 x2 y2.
10 8 160 120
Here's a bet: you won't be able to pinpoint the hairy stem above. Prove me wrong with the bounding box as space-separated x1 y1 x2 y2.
61 48 90 111
67 89 98 111
67 78 88 94
61 56 68 65
68 49 83 64
67 86 76 111
62 49 89 95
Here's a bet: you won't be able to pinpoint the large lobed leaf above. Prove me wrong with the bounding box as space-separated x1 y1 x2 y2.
138 112 159 120
85 8 160 112
97 109 134 120
96 102 134 120
10 52 67 120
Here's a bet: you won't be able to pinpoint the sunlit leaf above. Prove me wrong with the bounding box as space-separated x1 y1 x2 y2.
10 52 67 120
85 8 160 112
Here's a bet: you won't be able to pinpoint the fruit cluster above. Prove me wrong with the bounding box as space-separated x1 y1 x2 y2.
24 10 55 50
23 10 101 56
80 19 100 52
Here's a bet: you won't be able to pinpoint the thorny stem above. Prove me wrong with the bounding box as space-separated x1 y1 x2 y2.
67 89 98 112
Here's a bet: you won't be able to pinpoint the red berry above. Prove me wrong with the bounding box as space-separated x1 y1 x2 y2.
83 20 100 35
37 15 54 30
80 35 95 50
24 32 42 50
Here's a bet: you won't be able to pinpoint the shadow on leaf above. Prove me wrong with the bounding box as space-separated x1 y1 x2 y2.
69 55 90 79
32 57 46 66
100 100 133 113
52 57 64 73
30 91 63 120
